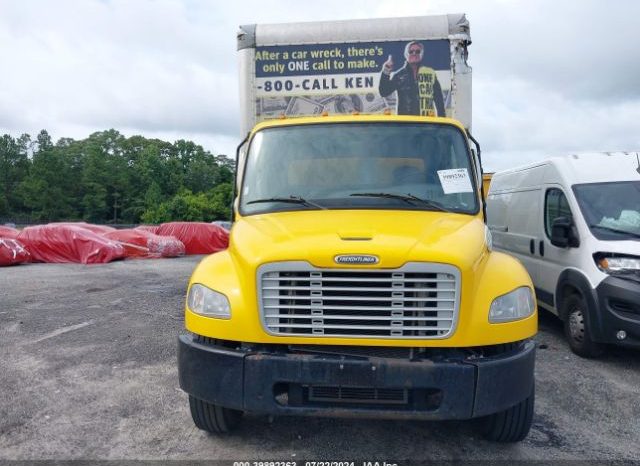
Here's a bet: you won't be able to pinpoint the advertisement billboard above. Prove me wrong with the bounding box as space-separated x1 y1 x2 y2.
253 39 452 122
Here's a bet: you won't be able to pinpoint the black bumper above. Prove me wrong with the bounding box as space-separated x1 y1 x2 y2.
178 336 535 420
595 275 640 347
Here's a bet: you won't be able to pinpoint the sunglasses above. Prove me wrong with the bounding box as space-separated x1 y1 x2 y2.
408 49 423 55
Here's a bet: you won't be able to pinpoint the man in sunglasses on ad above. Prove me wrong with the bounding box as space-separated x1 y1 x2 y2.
379 40 446 117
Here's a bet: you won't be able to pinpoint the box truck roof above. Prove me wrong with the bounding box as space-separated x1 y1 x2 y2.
238 14 469 47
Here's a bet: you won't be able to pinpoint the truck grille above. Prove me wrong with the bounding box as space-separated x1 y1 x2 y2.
308 386 408 404
258 262 460 339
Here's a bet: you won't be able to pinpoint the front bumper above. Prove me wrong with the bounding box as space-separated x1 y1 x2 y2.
595 275 640 347
178 335 535 420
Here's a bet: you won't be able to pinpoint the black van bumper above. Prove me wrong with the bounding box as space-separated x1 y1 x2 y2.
595 275 640 347
178 335 535 420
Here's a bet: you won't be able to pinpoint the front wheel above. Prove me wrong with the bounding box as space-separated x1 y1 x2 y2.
189 395 243 434
481 389 534 442
563 293 604 358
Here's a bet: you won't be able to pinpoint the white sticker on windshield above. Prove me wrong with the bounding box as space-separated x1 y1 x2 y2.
437 168 474 194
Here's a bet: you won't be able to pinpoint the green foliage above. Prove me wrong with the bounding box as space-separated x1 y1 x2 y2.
140 183 232 224
0 133 30 216
0 130 235 224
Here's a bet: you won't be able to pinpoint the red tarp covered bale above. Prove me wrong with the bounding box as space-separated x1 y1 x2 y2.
49 222 117 235
156 222 229 255
18 224 125 264
110 240 150 259
0 226 20 239
0 238 31 266
135 225 160 234
104 229 185 258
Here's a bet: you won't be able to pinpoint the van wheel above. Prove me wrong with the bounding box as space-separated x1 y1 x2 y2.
189 395 242 434
563 294 604 358
481 389 534 442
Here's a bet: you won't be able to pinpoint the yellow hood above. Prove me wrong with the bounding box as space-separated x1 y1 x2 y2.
230 209 487 271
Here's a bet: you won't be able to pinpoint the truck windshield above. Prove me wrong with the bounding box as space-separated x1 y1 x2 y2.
573 181 640 240
240 122 478 215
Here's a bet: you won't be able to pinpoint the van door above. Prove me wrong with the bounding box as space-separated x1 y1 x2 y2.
536 185 583 314
489 188 541 285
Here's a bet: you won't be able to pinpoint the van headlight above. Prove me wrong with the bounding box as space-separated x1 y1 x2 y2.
489 286 535 323
596 255 640 273
187 283 231 319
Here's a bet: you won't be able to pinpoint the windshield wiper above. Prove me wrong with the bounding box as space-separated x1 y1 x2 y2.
349 192 451 212
589 224 640 239
246 195 326 210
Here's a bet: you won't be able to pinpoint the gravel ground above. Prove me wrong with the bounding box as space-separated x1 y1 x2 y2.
0 256 639 461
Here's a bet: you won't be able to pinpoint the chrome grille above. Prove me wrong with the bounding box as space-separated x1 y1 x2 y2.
258 262 460 339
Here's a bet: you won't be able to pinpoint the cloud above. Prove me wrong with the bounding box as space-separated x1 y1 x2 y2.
1 0 638 167
0 0 375 154
1 1 238 143
374 0 640 103
370 0 640 169
474 73 640 171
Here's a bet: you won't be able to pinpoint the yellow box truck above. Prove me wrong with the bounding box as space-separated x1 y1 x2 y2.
178 14 537 442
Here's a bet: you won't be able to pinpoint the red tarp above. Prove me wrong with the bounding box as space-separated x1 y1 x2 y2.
50 222 117 235
18 224 125 264
104 229 185 258
0 226 20 239
135 225 160 234
0 238 31 266
156 222 229 255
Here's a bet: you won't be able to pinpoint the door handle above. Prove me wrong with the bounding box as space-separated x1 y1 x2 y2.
539 240 545 257
529 239 535 254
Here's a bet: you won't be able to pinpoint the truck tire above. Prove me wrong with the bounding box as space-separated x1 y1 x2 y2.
189 395 242 434
481 389 534 442
563 293 604 358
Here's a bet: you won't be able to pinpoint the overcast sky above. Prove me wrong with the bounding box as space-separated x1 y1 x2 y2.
1 0 639 171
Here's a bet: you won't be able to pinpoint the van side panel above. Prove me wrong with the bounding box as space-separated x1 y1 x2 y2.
488 189 540 282
487 165 548 286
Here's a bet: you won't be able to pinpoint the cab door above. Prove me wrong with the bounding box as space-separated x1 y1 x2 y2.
536 185 583 314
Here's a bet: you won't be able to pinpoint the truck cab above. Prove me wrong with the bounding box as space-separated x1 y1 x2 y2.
178 114 537 442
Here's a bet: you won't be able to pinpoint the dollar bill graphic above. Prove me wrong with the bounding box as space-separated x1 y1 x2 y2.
285 96 324 116
360 93 389 113
321 95 363 114
259 93 392 118
257 97 290 118
321 94 389 114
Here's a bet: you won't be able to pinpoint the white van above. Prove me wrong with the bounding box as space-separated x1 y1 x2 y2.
487 152 640 357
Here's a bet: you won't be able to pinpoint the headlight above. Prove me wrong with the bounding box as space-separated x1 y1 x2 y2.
187 283 231 319
489 286 535 323
596 255 640 273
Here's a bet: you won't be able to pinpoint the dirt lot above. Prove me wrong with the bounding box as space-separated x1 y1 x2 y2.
1 256 639 461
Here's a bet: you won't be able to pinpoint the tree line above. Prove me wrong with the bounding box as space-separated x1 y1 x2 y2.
0 129 235 225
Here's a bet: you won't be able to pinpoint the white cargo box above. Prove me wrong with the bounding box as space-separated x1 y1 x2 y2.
237 14 472 135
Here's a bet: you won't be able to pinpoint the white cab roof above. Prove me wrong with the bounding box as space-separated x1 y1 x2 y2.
491 152 640 192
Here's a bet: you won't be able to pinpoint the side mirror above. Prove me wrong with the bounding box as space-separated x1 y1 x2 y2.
551 217 580 248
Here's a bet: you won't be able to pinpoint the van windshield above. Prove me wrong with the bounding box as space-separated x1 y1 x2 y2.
573 181 640 240
240 122 478 216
